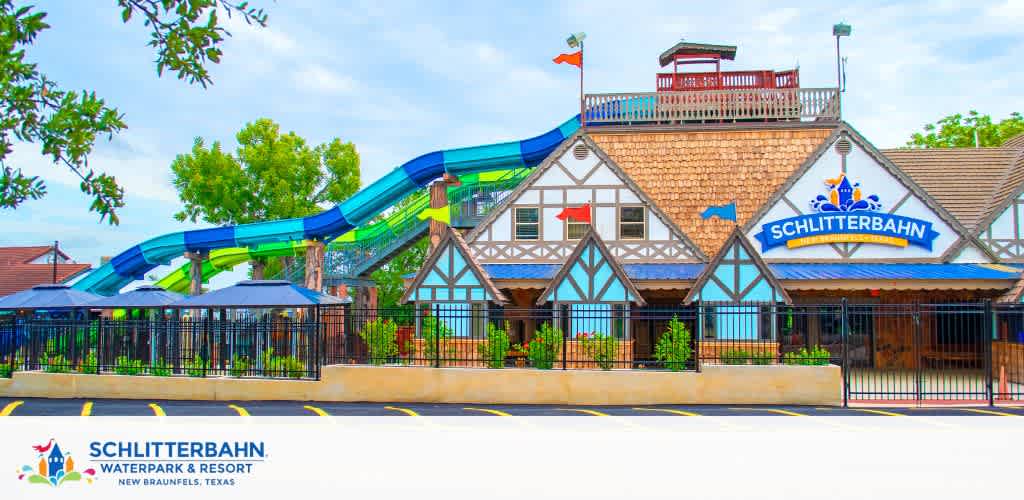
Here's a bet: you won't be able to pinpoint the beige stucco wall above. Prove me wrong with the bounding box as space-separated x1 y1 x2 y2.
0 364 841 406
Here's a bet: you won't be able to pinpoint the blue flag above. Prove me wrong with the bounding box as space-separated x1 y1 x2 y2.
700 202 737 222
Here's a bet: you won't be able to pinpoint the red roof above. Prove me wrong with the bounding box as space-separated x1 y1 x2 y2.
0 245 90 297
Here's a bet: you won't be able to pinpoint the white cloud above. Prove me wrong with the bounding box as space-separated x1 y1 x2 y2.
293 64 358 95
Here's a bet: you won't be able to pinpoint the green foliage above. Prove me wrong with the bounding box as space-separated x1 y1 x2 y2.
783 347 831 366
654 315 693 371
719 349 750 365
0 1 267 221
117 1 268 88
78 351 99 374
113 355 144 375
40 353 70 373
184 356 208 377
907 111 1024 148
421 315 455 363
260 348 305 378
358 318 398 365
150 358 172 377
0 363 11 378
371 191 429 312
171 118 361 226
477 322 510 369
528 323 562 369
229 354 251 377
751 350 774 365
578 332 619 370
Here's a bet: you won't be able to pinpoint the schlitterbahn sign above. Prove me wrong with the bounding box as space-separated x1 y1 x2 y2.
755 174 940 251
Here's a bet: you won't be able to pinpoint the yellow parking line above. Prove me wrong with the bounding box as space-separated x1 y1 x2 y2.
228 404 250 417
1 400 24 416
463 407 513 417
853 408 905 417
148 403 165 417
303 405 329 417
765 408 807 417
632 407 700 417
960 408 1017 417
384 406 420 417
80 401 93 417
559 408 610 417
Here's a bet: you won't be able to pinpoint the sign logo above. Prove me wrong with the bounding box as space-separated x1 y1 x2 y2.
755 173 940 251
17 439 97 487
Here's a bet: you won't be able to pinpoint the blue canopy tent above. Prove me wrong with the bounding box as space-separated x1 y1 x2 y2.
0 284 101 362
89 285 184 310
170 280 348 309
88 285 187 365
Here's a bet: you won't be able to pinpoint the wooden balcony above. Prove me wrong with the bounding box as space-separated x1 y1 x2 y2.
584 87 840 126
656 69 800 92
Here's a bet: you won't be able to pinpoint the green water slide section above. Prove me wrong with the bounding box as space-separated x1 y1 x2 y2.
154 169 526 293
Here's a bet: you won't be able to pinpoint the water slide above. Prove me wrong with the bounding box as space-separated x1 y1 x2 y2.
153 169 531 293
74 116 581 295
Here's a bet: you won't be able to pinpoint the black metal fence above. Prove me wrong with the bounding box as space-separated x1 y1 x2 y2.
0 316 320 379
4 301 1024 407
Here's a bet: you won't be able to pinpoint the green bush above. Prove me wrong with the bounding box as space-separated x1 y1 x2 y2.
719 349 750 365
184 356 208 377
359 318 398 365
151 358 172 377
41 353 71 373
229 354 251 377
421 315 455 364
0 364 11 378
751 350 775 365
528 323 562 369
654 315 692 371
477 322 510 369
113 355 144 376
783 346 831 366
579 332 619 370
261 348 306 379
78 351 99 374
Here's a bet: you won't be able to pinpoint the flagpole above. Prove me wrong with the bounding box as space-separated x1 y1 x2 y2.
579 41 585 128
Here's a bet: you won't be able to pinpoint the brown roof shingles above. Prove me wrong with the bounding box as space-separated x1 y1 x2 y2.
591 128 834 258
0 263 91 297
884 148 1024 232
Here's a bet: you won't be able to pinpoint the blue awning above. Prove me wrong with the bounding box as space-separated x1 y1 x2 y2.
172 280 349 308
769 263 1021 281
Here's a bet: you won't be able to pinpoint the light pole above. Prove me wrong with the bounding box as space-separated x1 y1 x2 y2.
833 23 851 92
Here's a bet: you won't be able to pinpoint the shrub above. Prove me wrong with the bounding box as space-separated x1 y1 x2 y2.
113 355 144 376
751 350 775 365
359 318 398 365
151 358 172 377
421 315 455 364
654 315 692 371
783 346 831 366
719 349 750 365
261 348 306 379
0 364 11 378
41 353 71 373
229 354 251 377
184 356 208 377
528 323 562 369
78 351 99 374
579 332 619 370
477 322 511 369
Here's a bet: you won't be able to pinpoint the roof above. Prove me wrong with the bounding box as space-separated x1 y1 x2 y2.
481 263 1018 283
89 285 185 308
0 284 101 310
684 227 791 304
771 263 1020 281
884 147 1024 232
590 127 834 258
400 228 507 305
536 229 646 306
659 41 737 67
0 245 69 265
0 263 92 297
1004 133 1024 150
172 280 348 308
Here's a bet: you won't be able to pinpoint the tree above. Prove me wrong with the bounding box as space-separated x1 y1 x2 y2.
907 111 1024 148
372 237 428 311
0 1 267 224
170 118 361 273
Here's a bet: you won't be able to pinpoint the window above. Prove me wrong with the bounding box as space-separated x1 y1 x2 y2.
566 208 591 240
514 207 539 240
619 206 645 239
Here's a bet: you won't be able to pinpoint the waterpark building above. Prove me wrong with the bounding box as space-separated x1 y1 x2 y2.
400 42 1024 369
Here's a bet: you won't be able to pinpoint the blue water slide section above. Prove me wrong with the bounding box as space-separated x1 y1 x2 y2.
73 115 580 296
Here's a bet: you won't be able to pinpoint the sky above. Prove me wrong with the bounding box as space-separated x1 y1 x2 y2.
0 0 1022 290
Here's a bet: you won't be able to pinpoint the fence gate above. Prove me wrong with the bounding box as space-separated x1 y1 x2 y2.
844 303 991 404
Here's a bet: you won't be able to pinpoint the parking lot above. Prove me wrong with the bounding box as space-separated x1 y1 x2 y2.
2 397 1022 417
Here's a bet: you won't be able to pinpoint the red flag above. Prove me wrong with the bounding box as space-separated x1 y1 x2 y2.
556 203 591 223
552 51 582 68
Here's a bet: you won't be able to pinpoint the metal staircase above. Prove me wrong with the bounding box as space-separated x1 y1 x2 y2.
271 168 530 286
